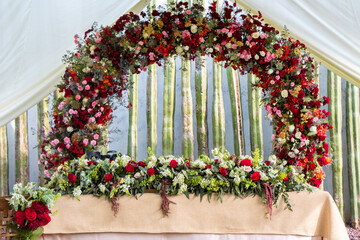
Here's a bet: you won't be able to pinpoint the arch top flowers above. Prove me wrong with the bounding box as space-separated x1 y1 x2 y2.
42 1 332 187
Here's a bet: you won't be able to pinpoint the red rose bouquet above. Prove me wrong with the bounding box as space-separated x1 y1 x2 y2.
7 182 60 240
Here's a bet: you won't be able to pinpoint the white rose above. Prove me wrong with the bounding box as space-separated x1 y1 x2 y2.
288 152 295 158
190 25 198 33
252 32 260 38
281 90 288 98
278 138 286 144
184 46 189 51
295 132 302 139
208 48 213 53
225 42 232 49
227 32 232 37
267 69 274 75
288 125 295 132
67 127 73 132
134 172 141 178
310 126 317 132
176 46 183 55
294 149 299 154
260 51 265 57
243 166 252 172
254 54 259 60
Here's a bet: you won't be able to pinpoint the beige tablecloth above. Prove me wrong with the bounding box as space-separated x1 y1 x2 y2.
44 190 348 240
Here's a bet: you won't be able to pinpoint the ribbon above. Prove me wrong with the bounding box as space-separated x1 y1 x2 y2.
85 150 121 161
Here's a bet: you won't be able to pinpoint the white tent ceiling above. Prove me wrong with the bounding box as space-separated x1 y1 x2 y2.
0 0 359 126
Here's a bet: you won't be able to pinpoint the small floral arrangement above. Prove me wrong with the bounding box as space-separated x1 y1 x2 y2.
46 148 311 216
7 182 61 240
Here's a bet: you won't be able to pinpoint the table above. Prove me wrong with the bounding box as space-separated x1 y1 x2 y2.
43 190 348 240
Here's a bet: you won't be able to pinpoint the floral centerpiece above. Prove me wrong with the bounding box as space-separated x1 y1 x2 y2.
40 1 332 189
7 182 60 240
46 148 311 216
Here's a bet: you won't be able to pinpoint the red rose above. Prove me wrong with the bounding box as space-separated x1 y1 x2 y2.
170 160 178 168
147 168 155 175
68 174 76 183
104 174 113 182
14 211 25 226
32 201 49 213
219 167 227 177
283 175 289 183
27 220 39 230
251 172 261 181
138 161 146 167
125 164 134 173
240 158 252 166
88 160 95 165
205 164 212 169
265 161 270 166
25 208 37 221
38 212 51 227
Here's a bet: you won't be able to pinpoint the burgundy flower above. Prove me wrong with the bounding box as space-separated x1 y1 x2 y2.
14 211 25 226
147 168 155 175
125 164 135 173
104 173 113 182
251 172 261 181
138 161 146 167
205 164 212 169
68 174 76 183
170 160 178 168
32 201 49 213
25 208 37 221
38 212 51 227
240 158 252 166
219 167 227 177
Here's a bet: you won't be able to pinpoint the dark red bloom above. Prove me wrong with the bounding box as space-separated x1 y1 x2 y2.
88 160 95 165
104 173 113 182
205 164 212 169
147 168 155 175
219 167 227 177
251 172 261 181
25 208 37 221
68 174 76 183
138 161 146 167
265 161 270 166
125 164 135 173
32 201 49 213
170 160 178 168
14 211 25 226
240 158 252 166
38 212 51 227
27 220 40 230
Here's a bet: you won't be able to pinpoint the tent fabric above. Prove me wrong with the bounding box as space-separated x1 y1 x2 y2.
0 0 144 127
235 0 360 87
0 0 359 126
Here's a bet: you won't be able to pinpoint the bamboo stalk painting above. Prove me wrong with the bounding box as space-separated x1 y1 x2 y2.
128 72 139 159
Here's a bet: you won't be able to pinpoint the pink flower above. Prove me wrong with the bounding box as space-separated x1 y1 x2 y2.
44 170 50 178
85 85 90 90
78 86 83 91
270 80 275 84
95 112 101 118
95 31 100 37
186 10 191 14
76 52 81 57
276 110 281 115
57 147 62 152
90 140 97 146
275 76 280 80
94 56 99 62
199 37 204 43
66 144 71 149
88 117 95 123
94 134 99 140
272 134 276 140
139 41 144 46
64 137 70 144
182 30 190 39
232 44 237 49
82 80 87 85
95 38 102 43
175 19 180 25
75 95 81 100
149 52 155 61
92 102 97 107
83 139 89 146
162 31 168 38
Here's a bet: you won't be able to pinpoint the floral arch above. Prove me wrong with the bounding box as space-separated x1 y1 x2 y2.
41 1 332 188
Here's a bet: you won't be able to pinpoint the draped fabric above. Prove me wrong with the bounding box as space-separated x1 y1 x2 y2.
0 0 359 126
0 0 146 127
234 0 360 87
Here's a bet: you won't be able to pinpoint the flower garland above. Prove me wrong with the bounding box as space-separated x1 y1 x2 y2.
7 183 60 239
41 1 332 187
46 147 311 215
